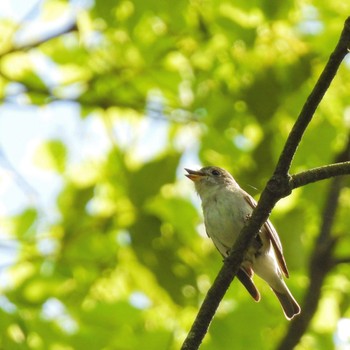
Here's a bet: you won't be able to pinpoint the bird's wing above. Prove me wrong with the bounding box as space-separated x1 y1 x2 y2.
205 224 261 300
243 192 289 278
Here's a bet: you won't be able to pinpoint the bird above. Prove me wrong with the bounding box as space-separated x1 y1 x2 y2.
185 166 301 320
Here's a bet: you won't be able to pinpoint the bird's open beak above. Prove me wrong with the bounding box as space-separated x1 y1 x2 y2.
185 168 205 182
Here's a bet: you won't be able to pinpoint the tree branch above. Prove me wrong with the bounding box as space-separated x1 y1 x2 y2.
291 161 350 190
181 190 277 350
181 17 350 350
333 256 350 265
0 20 77 58
274 17 350 176
276 135 350 350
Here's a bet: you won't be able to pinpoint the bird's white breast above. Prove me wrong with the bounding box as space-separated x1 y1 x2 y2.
200 184 252 256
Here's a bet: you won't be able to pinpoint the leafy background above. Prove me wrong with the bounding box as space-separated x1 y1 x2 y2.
1 0 350 349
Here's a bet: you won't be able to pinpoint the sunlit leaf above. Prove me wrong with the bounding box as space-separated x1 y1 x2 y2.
33 140 67 173
0 1 350 349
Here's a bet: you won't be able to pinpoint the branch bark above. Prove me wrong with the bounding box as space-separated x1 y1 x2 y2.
291 161 350 189
274 18 350 176
0 20 77 58
333 257 350 265
276 135 350 350
181 16 350 350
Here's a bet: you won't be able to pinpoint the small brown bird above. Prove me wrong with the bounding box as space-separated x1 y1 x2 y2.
185 166 300 320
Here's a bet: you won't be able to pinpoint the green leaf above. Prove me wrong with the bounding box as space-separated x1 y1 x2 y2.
10 208 37 238
33 140 67 173
146 195 199 244
127 153 181 206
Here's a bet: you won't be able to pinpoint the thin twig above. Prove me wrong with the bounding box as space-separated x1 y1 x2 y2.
291 161 350 189
333 257 350 265
0 21 77 57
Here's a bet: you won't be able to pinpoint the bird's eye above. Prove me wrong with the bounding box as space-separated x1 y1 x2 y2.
211 169 220 176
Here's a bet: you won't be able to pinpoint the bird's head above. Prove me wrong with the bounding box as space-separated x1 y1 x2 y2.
185 166 236 196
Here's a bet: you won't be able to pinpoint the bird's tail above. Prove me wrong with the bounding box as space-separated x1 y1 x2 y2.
272 287 301 320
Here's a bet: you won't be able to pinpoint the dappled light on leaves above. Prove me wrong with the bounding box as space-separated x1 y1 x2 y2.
0 1 350 350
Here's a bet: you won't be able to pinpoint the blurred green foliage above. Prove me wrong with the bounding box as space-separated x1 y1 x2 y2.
1 0 350 349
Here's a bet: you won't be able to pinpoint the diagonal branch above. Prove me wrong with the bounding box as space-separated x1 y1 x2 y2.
274 18 350 176
0 20 77 58
181 16 350 350
276 135 350 350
